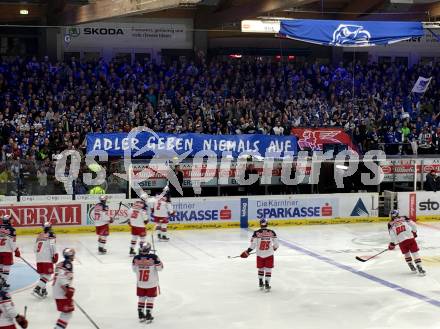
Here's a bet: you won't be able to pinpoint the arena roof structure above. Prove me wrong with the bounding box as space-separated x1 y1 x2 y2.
2 0 440 27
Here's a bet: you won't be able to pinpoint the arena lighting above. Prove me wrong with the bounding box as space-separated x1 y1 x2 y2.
19 9 29 15
229 54 242 59
335 165 349 171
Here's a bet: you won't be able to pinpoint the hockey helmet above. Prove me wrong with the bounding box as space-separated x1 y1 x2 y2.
139 242 152 255
43 221 52 233
63 248 75 261
2 215 11 225
99 195 108 203
390 210 399 220
260 218 268 227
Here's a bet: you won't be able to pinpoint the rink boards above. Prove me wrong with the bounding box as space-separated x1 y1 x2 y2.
1 191 440 234
0 193 384 234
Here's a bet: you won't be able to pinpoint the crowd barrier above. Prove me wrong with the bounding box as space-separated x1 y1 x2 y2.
0 193 381 234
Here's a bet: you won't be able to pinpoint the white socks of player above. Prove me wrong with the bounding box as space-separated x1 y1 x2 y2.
55 311 72 329
37 275 50 289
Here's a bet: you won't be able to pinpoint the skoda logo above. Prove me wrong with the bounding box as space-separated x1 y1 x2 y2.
68 27 80 37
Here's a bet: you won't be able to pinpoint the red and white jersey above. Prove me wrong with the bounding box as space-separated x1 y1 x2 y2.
35 232 56 263
389 217 417 244
53 261 74 300
0 225 17 253
152 197 173 218
249 228 279 258
93 202 110 227
0 291 18 327
128 201 149 228
132 254 163 289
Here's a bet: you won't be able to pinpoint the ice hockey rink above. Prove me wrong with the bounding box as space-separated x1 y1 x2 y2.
10 222 440 329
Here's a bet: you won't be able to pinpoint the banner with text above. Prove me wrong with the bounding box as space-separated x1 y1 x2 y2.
398 191 440 220
87 132 297 158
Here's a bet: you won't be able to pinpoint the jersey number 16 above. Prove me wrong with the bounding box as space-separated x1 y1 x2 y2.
139 269 150 282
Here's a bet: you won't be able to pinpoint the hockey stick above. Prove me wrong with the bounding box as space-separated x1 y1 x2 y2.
24 306 27 317
228 252 256 259
151 231 156 254
110 201 123 223
355 249 388 262
19 256 101 329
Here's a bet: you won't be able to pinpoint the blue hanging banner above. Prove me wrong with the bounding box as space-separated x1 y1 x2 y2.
86 132 297 158
279 19 423 47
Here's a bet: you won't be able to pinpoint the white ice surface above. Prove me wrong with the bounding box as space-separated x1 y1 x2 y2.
10 222 440 329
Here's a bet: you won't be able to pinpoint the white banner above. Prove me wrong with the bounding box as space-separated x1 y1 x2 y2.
64 21 192 49
246 193 378 222
397 191 440 219
412 76 432 93
170 198 240 224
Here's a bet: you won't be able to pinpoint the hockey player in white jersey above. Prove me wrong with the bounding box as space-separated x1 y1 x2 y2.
0 215 21 289
128 193 149 256
53 248 75 329
33 222 58 298
241 219 279 291
388 210 426 275
152 193 174 241
132 243 163 323
93 195 113 254
0 279 28 329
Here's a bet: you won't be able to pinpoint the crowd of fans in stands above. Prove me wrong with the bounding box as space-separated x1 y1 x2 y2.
0 53 440 168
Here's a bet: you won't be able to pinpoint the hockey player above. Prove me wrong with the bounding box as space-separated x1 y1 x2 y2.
93 195 113 254
53 248 75 329
388 210 426 275
0 279 28 328
128 194 149 256
33 222 58 298
241 219 279 291
152 192 174 241
0 215 21 289
132 243 163 323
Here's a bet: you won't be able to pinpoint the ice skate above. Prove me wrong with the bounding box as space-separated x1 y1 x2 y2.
408 262 417 273
417 265 426 276
259 278 264 290
98 247 107 254
145 310 154 323
160 235 170 241
264 281 271 292
32 286 43 298
129 248 136 256
138 310 146 323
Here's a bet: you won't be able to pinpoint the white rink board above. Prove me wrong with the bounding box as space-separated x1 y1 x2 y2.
0 193 379 228
398 191 440 219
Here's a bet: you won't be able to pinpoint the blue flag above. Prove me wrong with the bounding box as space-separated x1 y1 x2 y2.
279 19 423 47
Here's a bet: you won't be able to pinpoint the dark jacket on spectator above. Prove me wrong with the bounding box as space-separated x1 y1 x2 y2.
425 172 439 191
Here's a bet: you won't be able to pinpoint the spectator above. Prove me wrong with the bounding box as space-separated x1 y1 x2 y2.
425 170 439 191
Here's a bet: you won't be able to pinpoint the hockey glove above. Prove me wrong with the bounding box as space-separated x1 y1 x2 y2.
16 315 28 328
412 231 417 238
14 249 20 258
388 242 396 250
52 253 59 263
240 251 250 258
65 286 75 299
